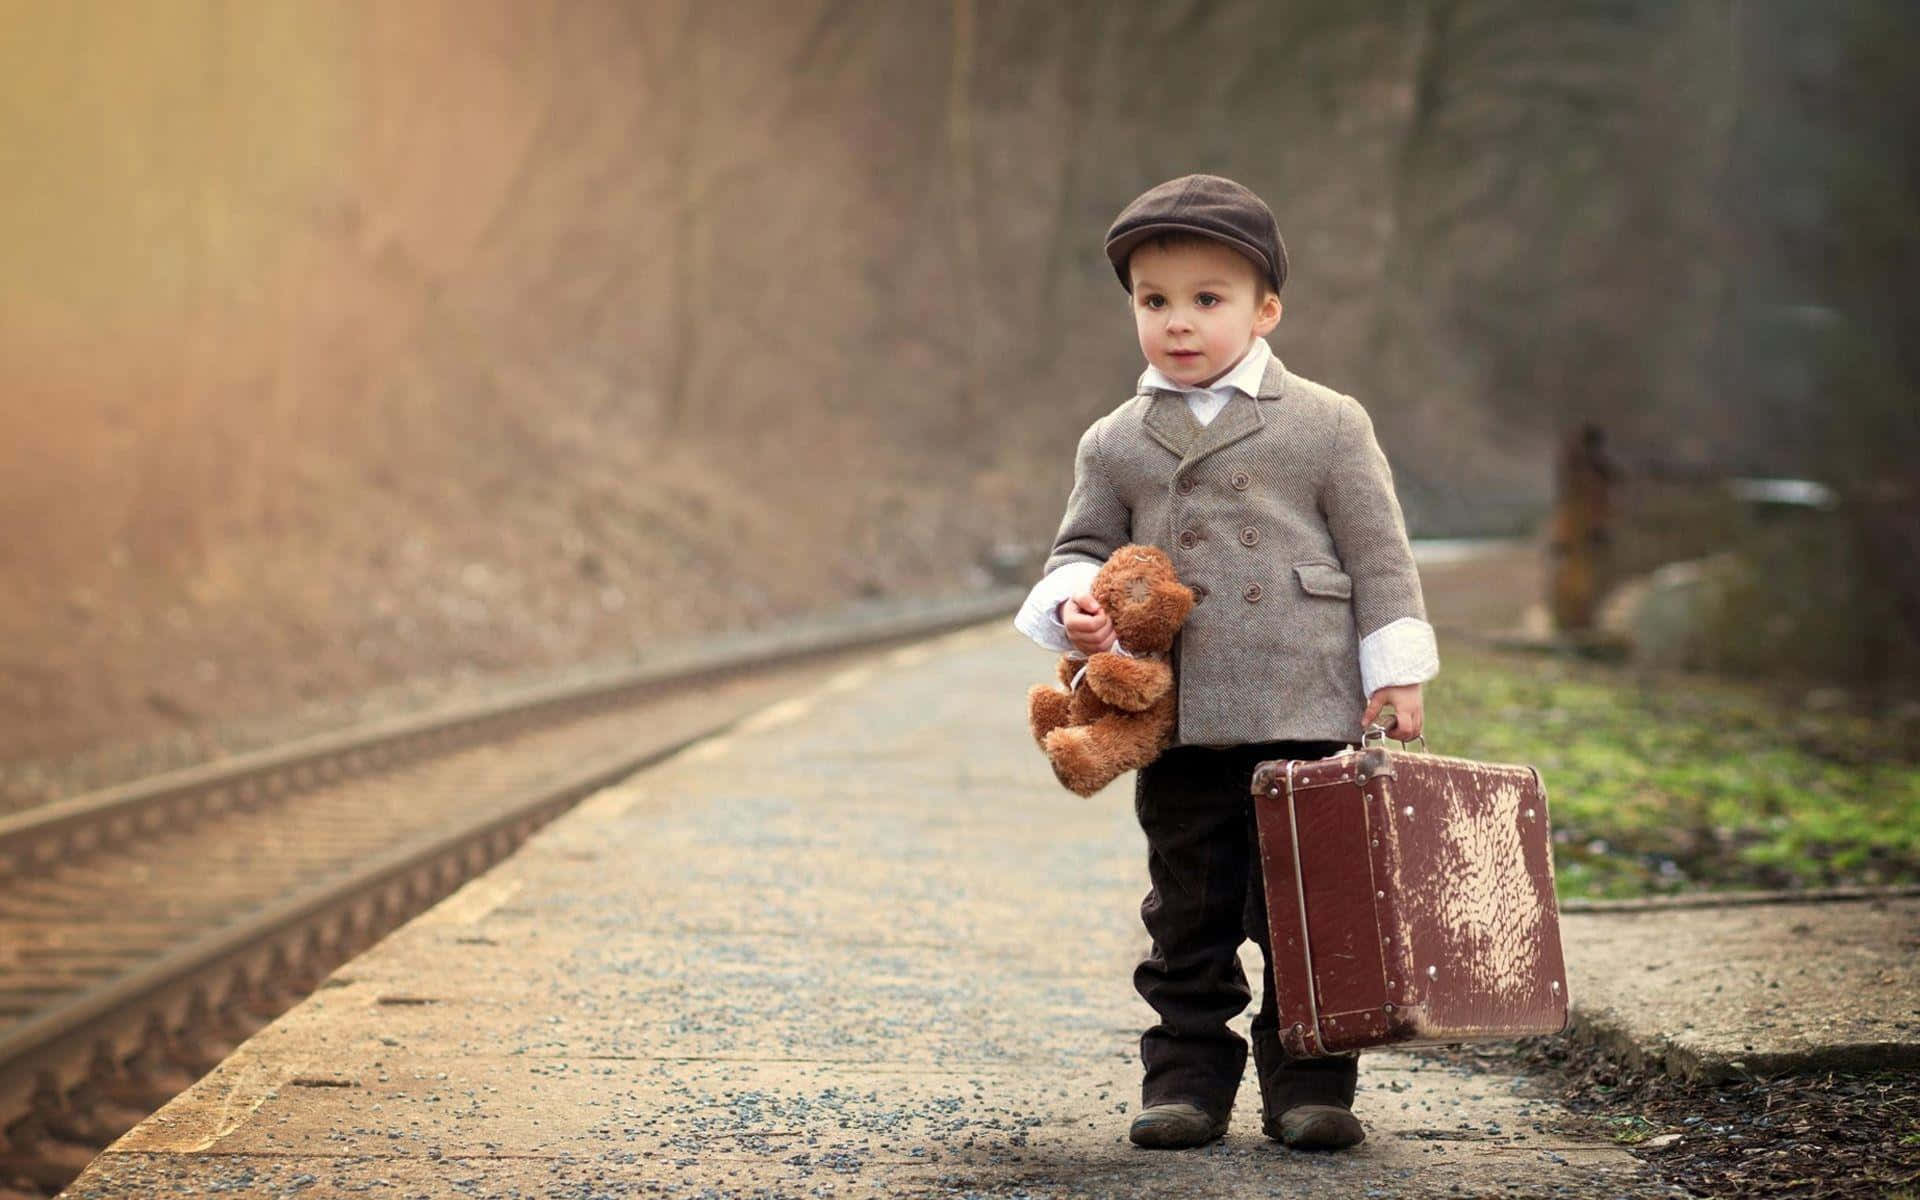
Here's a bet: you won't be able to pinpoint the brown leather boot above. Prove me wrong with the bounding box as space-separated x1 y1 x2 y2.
1253 1044 1363 1150
1265 1103 1366 1150
1128 1102 1230 1149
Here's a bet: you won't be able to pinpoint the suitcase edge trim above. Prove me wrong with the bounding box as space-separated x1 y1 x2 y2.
1281 759 1329 1057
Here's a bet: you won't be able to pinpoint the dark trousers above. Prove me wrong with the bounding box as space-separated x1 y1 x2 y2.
1133 740 1358 1120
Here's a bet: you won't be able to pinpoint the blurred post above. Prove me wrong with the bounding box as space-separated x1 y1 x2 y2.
1547 424 1616 633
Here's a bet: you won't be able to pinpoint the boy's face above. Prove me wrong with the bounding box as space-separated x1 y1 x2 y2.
1127 239 1283 389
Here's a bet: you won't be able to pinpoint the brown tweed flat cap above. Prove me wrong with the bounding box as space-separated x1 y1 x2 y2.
1104 174 1287 294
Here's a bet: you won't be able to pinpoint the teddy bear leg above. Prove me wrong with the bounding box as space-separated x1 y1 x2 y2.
1027 684 1074 747
1042 725 1120 797
1076 708 1174 779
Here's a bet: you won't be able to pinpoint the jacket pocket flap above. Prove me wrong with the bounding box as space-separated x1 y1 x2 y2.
1294 562 1353 599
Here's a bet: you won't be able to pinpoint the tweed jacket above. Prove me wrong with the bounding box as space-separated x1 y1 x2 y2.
1043 355 1427 747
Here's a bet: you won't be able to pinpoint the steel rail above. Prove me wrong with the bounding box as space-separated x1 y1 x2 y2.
0 727 692 1125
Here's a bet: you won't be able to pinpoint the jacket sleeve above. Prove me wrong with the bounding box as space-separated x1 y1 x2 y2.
1012 560 1102 652
1324 395 1439 691
1043 421 1131 574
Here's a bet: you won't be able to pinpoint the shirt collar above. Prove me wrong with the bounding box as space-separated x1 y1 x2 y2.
1138 336 1272 399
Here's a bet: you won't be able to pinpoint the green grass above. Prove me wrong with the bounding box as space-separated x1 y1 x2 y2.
1599 1114 1663 1144
1425 645 1920 899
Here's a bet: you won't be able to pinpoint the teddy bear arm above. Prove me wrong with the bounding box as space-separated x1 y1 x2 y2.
1083 654 1173 711
1027 682 1073 747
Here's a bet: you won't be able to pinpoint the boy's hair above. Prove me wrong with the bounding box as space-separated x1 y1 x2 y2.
1125 231 1279 302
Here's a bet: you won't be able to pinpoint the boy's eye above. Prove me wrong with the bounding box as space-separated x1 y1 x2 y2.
1196 293 1220 308
1141 294 1166 310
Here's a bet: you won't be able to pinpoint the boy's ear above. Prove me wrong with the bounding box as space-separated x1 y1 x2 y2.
1254 293 1283 336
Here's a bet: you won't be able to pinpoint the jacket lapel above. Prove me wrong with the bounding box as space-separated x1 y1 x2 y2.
1141 391 1198 460
1182 391 1263 468
1137 357 1288 469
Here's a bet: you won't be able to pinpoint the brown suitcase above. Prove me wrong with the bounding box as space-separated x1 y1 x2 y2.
1252 734 1570 1058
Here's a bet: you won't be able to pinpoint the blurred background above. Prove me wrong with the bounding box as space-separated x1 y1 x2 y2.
3 1 1917 812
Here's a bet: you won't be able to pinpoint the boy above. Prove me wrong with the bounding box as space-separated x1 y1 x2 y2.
1014 174 1438 1151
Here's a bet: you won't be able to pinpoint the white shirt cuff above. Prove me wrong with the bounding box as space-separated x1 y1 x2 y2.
1358 617 1440 696
1013 560 1102 652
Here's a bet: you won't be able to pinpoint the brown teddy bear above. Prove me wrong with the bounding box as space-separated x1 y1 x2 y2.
1027 544 1196 796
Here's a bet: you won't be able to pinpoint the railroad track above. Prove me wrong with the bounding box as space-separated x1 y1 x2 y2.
0 594 1017 1199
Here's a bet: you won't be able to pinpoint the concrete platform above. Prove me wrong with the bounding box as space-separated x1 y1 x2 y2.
1562 894 1920 1081
66 623 1680 1198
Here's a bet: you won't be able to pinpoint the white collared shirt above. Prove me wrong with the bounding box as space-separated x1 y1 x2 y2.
1138 336 1272 429
1013 336 1440 698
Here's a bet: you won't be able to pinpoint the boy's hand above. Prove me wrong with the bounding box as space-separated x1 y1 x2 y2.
1060 592 1116 655
1362 683 1424 741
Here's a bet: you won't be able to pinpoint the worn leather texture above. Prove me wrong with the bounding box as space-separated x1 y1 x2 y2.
1252 745 1570 1056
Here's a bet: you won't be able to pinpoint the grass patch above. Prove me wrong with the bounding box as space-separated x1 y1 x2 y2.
1600 1113 1663 1144
1425 644 1920 898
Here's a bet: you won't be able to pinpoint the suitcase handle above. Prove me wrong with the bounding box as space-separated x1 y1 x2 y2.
1362 723 1427 752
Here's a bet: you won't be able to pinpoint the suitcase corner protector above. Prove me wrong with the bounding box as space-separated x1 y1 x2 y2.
1357 746 1395 781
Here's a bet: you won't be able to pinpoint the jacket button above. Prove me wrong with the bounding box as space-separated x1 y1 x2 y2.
1176 477 1195 495
1190 584 1208 603
1231 471 1251 490
1240 526 1260 547
1178 529 1198 549
1243 582 1263 603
